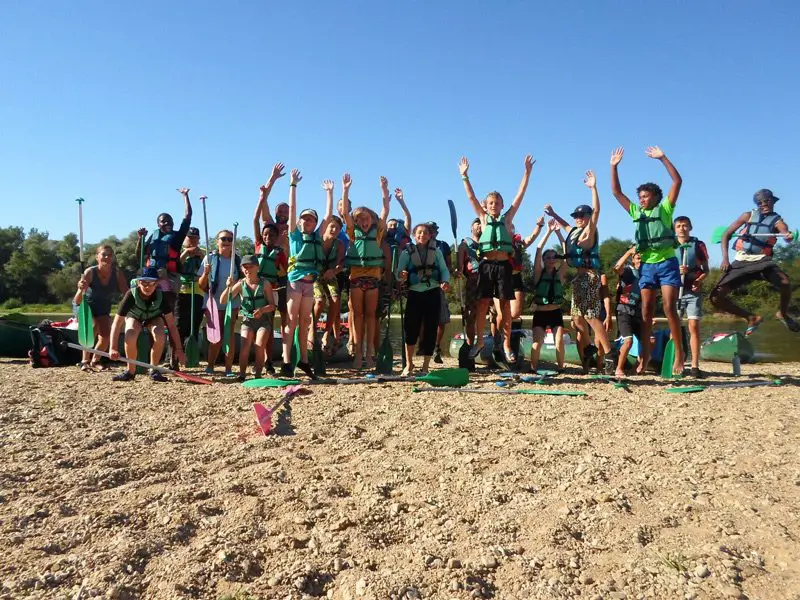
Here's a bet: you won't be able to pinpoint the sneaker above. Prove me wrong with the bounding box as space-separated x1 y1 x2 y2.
266 362 276 376
603 357 616 375
297 361 318 380
280 363 294 378
204 366 215 375
504 350 517 364
150 369 168 382
689 367 705 379
469 344 484 359
112 371 135 382
224 370 237 378
433 346 443 364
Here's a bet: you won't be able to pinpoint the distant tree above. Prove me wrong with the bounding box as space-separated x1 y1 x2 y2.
236 235 255 256
4 229 61 303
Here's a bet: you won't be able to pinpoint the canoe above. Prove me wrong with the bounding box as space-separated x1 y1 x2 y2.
0 315 34 357
700 332 754 363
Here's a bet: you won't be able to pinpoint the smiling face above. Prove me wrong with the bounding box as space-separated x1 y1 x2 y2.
573 214 589 228
299 214 318 234
325 218 342 239
542 249 558 269
184 234 200 248
96 246 114 266
241 262 258 278
275 203 289 224
262 226 278 246
353 208 374 232
157 213 174 234
755 198 776 215
413 225 431 245
216 230 233 255
484 192 504 217
137 279 159 296
631 253 642 269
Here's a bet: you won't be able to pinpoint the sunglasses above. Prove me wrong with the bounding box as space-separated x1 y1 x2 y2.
218 236 233 242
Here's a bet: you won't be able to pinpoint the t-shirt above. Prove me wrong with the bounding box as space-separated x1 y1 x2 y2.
117 289 175 319
197 254 241 309
628 200 676 264
347 222 387 280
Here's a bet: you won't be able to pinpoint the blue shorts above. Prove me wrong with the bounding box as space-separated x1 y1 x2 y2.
639 257 681 289
677 291 703 320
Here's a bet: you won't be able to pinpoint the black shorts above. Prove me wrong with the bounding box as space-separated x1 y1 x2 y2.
267 279 288 312
337 271 350 293
532 308 564 331
713 259 787 291
617 309 643 340
477 260 514 301
511 272 524 293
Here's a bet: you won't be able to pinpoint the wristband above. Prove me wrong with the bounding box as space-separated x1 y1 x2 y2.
461 176 469 181
290 183 297 188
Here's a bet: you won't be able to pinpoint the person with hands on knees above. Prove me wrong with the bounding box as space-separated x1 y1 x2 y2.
610 145 684 376
198 229 241 376
108 267 185 382
673 216 710 377
396 223 451 376
545 170 619 375
314 180 346 356
221 255 276 381
459 154 535 365
283 169 333 380
342 173 390 370
710 189 799 334
612 246 644 378
530 219 568 373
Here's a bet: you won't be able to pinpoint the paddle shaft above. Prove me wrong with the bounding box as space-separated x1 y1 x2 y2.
416 386 586 396
76 198 85 270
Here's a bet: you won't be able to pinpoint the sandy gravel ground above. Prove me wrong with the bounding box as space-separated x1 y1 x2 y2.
1 357 799 600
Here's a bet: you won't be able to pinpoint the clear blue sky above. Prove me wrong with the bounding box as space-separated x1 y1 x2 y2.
1 1 798 263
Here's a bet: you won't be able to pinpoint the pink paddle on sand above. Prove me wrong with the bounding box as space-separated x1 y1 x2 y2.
252 384 308 435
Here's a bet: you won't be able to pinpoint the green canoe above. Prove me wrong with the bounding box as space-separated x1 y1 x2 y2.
700 332 755 363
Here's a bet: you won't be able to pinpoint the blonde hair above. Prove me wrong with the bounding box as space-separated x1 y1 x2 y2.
485 191 504 205
352 207 377 224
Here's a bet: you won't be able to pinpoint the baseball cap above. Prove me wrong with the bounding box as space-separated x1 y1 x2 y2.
241 254 259 266
426 221 439 231
299 209 319 221
187 227 200 236
137 267 160 282
570 204 593 218
753 189 779 204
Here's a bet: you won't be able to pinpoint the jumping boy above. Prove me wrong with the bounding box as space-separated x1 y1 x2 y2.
459 154 535 364
612 246 643 377
610 146 684 376
711 189 798 333
673 216 709 377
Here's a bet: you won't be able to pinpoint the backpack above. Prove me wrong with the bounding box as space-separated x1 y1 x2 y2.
28 321 79 367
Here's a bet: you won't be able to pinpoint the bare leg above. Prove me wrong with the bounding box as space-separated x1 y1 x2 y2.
254 327 269 376
472 298 491 350
297 295 315 363
688 319 701 369
638 289 657 374
239 330 253 376
530 326 545 372
617 337 633 377
661 286 685 375
710 284 760 325
148 323 167 367
350 286 365 368
498 300 512 354
364 287 379 369
554 326 565 368
403 344 416 376
283 293 301 364
122 318 142 375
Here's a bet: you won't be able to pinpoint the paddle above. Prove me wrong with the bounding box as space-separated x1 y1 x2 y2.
375 249 395 375
399 282 407 370
665 379 782 394
413 386 587 397
449 199 474 371
201 196 222 345
75 197 94 348
312 326 326 376
710 225 799 245
183 279 201 367
661 245 689 380
66 343 213 385
367 367 469 386
252 384 308 435
243 367 469 388
223 222 239 355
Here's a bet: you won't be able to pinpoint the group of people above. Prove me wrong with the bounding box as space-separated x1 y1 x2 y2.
73 148 797 382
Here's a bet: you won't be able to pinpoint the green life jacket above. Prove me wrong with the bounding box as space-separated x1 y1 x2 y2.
533 269 564 306
463 238 481 273
257 244 282 282
180 254 203 285
478 214 513 254
346 225 384 268
240 280 268 319
406 240 440 286
321 237 342 271
633 205 677 252
563 226 601 270
128 288 164 322
291 231 324 271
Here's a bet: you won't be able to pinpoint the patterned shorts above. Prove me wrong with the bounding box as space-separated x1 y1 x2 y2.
314 279 340 302
351 276 380 291
570 270 602 319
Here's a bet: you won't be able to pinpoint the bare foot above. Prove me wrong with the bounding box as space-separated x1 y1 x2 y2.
401 365 415 377
636 359 649 375
353 354 363 369
365 356 375 369
615 368 625 378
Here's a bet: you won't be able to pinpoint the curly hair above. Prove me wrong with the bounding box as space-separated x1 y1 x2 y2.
636 183 663 203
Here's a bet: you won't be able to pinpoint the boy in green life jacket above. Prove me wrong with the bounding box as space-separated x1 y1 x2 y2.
108 267 185 382
610 145 684 377
221 255 276 380
459 154 535 364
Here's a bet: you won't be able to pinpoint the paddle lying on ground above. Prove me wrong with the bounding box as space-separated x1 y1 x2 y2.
66 343 213 385
201 196 221 344
413 386 587 397
242 367 469 388
665 379 782 394
590 374 631 391
710 225 799 245
252 384 309 435
183 280 201 367
223 222 239 355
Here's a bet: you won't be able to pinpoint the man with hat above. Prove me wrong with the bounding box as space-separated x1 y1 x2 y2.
108 267 185 382
426 221 452 363
711 188 799 333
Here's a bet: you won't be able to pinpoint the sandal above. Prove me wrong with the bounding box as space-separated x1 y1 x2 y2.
777 315 800 333
744 317 764 337
79 362 95 373
90 362 109 371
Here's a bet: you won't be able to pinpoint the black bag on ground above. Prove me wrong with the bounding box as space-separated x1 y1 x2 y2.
28 321 80 367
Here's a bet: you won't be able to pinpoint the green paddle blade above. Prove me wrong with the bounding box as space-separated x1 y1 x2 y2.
184 336 200 368
223 303 234 354
665 385 705 394
416 368 469 387
661 339 677 380
291 327 300 369
375 335 393 375
78 301 94 347
242 378 301 389
312 332 326 376
710 225 728 245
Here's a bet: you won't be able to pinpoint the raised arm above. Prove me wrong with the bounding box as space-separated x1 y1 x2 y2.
645 146 682 207
394 188 412 232
177 187 193 221
610 146 632 212
534 222 555 282
377 176 390 224
341 173 354 231
543 204 570 231
505 154 535 223
522 216 545 249
287 169 302 233
459 157 484 218
259 162 286 223
577 170 599 248
613 246 637 274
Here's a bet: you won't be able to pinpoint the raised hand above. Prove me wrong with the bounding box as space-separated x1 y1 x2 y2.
524 154 535 172
177 188 190 196
342 172 352 190
380 176 389 191
583 170 596 189
321 180 334 192
290 169 302 185
536 216 545 227
610 146 625 166
137 227 148 238
548 218 559 232
394 188 404 203
459 156 470 177
645 146 665 159
543 204 555 217
270 162 286 182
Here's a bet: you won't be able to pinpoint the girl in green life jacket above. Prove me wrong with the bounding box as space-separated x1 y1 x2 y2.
610 145 684 376
221 255 276 380
342 173 391 370
530 220 568 373
459 154 535 364
313 214 345 356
